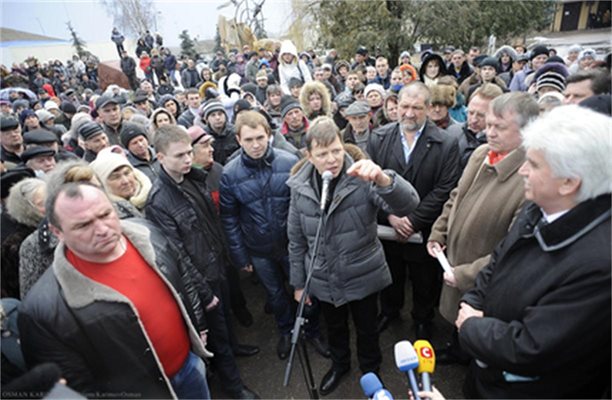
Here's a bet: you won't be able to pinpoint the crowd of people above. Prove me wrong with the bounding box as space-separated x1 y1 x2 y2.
1 30 611 400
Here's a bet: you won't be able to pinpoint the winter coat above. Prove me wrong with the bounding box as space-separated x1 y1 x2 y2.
203 123 240 166
368 121 460 242
448 61 473 85
287 154 420 306
18 219 210 399
177 109 197 128
127 148 160 184
18 219 58 298
146 166 222 303
220 146 299 267
428 145 526 323
459 195 611 399
111 30 124 45
278 41 312 95
181 68 200 89
446 122 487 173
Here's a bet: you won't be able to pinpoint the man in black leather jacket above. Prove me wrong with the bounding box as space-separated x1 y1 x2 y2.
19 183 212 399
146 125 260 399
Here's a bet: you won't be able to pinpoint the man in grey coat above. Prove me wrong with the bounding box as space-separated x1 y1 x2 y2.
287 117 419 396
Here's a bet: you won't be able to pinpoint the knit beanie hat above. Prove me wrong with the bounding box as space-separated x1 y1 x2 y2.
534 62 569 93
478 57 500 72
530 45 549 61
201 100 226 120
60 101 77 114
19 109 37 126
90 151 133 189
536 70 566 93
578 48 596 61
120 122 148 148
78 121 105 141
363 83 386 100
280 95 302 119
35 109 54 123
44 101 60 111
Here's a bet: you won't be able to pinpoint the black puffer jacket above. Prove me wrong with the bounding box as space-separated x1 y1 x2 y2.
18 219 209 399
220 146 298 268
146 166 225 297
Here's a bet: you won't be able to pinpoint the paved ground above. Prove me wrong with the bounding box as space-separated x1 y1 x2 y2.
209 272 468 399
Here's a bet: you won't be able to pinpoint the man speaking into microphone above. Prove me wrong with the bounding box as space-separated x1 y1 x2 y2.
287 116 419 396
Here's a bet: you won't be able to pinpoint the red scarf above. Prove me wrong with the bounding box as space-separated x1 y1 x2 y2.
487 150 507 165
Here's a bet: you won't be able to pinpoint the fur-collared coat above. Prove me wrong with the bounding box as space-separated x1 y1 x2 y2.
18 219 210 399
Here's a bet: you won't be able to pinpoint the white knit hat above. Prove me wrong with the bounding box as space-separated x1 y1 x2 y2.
90 150 133 190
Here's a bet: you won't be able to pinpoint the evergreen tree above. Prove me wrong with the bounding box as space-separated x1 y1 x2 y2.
213 26 224 54
179 30 197 59
66 21 87 58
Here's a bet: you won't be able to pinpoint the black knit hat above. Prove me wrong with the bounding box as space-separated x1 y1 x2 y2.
60 101 77 114
478 57 500 73
530 45 549 61
120 122 148 148
280 95 301 119
78 121 105 141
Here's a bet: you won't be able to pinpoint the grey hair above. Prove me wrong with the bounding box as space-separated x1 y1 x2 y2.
490 92 539 128
6 178 47 227
398 81 431 106
521 105 612 202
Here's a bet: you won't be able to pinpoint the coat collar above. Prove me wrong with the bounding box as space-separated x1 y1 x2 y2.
490 145 525 182
524 195 611 252
53 219 159 308
240 145 275 169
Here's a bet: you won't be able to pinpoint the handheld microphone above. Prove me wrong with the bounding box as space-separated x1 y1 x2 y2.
414 340 435 393
360 372 394 400
320 170 333 211
394 340 421 400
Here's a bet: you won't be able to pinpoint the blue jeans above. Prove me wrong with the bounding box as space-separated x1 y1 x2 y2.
251 254 321 338
170 352 210 399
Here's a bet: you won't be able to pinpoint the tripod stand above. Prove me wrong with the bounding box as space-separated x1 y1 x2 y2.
283 211 326 399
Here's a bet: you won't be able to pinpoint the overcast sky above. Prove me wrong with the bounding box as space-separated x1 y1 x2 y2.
1 0 292 46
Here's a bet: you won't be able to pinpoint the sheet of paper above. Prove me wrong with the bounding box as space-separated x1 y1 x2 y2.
434 248 453 275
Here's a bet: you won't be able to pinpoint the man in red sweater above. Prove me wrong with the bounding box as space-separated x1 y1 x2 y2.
19 183 212 399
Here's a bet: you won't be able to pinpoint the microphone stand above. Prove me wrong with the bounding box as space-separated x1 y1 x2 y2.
283 209 326 399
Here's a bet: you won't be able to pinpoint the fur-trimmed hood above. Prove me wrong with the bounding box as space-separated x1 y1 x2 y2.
494 45 518 62
299 80 332 118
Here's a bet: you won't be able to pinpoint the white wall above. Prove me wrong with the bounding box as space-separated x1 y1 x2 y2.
1 40 137 66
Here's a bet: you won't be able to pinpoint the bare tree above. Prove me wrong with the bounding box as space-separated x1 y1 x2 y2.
100 0 158 37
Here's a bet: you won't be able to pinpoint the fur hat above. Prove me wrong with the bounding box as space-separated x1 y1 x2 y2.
430 85 457 108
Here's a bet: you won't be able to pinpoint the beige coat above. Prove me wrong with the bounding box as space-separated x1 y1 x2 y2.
429 144 526 323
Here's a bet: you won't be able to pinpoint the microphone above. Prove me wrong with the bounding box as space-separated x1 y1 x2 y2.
394 340 421 400
414 340 435 393
360 372 394 400
320 170 333 211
